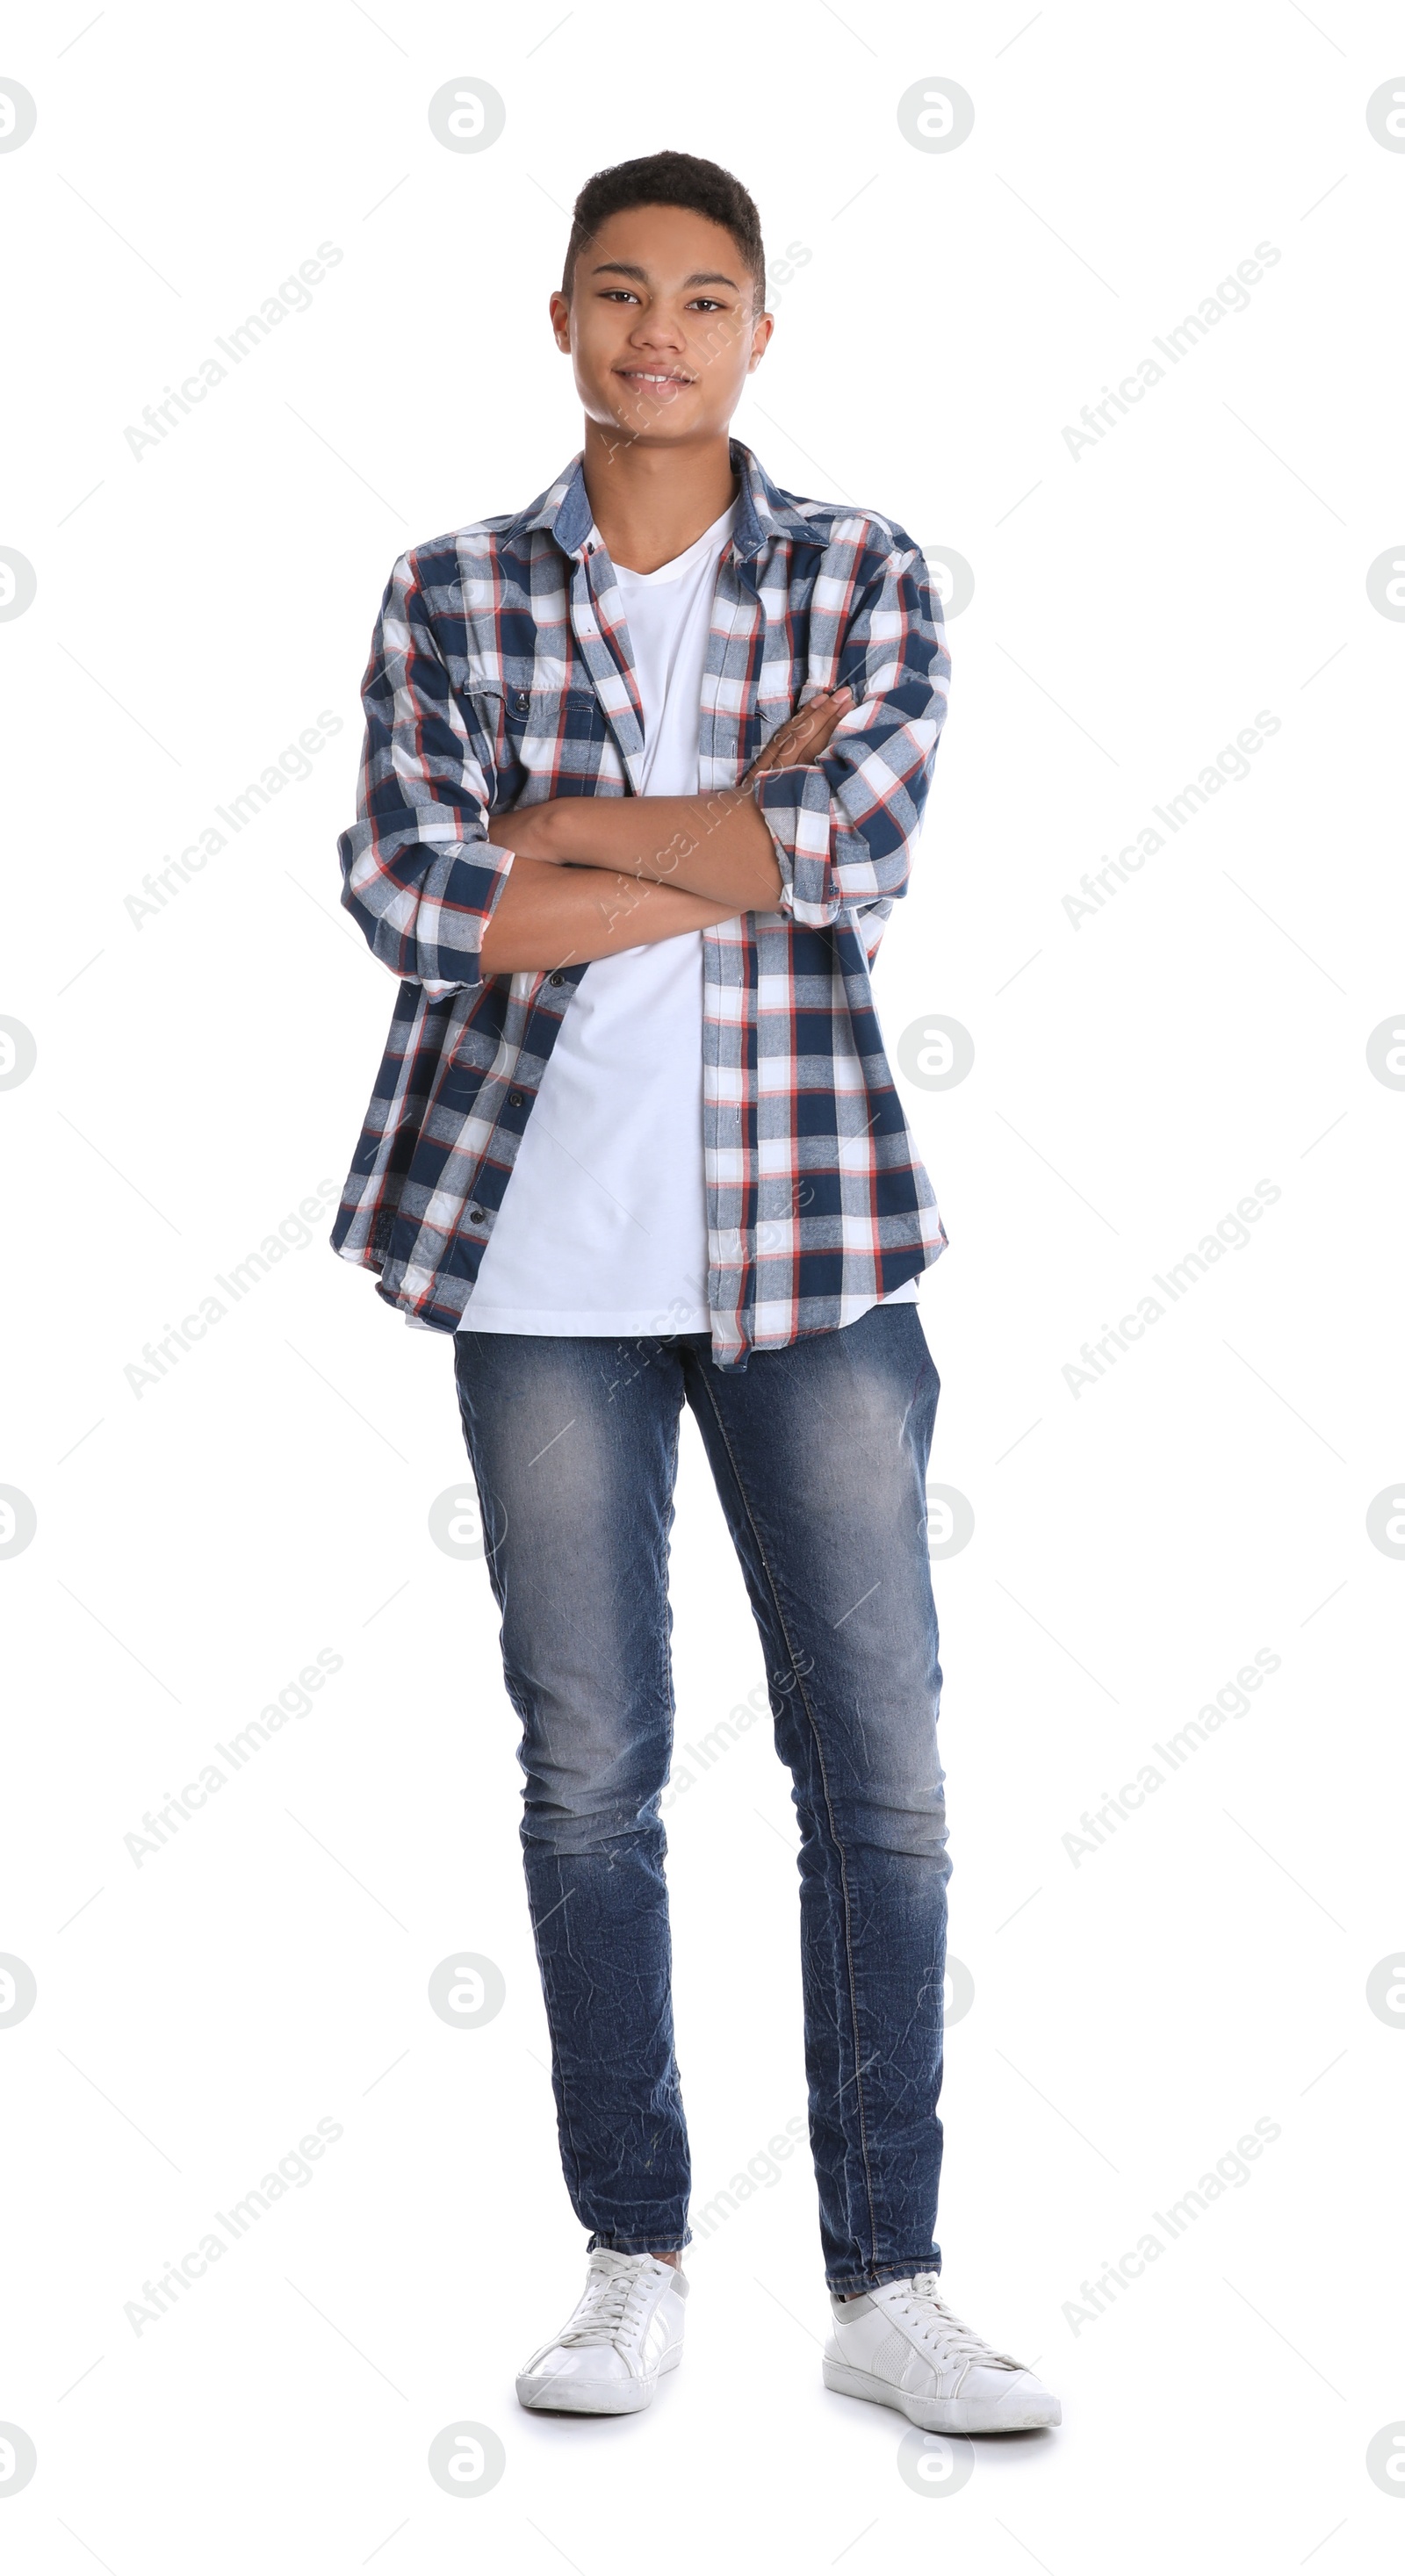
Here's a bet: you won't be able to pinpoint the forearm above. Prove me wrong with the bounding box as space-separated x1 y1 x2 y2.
477 854 739 974
494 789 785 912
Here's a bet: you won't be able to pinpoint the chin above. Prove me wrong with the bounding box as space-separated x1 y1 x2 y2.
619 411 699 435
603 385 702 431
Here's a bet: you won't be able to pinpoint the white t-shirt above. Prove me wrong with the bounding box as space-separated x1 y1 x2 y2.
414 491 919 1338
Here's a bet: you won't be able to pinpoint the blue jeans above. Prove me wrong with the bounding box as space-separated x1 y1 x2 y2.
450 1303 950 2295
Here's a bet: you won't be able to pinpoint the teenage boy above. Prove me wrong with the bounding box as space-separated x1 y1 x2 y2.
330 150 1060 2436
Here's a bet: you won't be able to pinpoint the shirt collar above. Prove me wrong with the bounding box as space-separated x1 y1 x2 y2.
512 439 806 564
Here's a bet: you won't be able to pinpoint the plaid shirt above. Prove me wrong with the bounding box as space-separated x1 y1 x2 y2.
330 439 951 1371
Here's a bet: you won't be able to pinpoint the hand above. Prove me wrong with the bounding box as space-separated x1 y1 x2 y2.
745 684 854 781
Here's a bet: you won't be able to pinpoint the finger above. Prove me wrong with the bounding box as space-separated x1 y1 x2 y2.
746 686 854 779
768 687 852 758
794 685 854 732
795 685 851 720
780 688 853 754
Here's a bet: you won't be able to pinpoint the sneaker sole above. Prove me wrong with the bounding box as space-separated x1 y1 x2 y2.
515 2344 682 2416
823 2356 1061 2434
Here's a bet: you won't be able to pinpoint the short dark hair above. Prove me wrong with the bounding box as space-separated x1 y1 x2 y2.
562 150 766 312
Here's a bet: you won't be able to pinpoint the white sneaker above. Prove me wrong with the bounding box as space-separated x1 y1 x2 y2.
824 2271 1061 2433
515 2250 688 2414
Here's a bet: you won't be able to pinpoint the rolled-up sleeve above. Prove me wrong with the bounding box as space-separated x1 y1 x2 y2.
752 544 949 929
337 551 514 997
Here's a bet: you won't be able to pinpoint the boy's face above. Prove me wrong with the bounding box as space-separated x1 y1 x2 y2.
551 203 772 448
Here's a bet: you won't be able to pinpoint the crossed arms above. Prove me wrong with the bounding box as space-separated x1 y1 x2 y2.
337 541 948 997
478 687 853 973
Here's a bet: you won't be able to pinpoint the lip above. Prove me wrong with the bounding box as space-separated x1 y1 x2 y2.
614 368 695 394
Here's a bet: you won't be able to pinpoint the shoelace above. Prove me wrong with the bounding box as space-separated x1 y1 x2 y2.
558 2261 656 2350
896 2273 1022 2376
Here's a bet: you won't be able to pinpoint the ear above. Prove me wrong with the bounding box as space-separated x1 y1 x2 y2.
548 288 572 353
746 310 775 374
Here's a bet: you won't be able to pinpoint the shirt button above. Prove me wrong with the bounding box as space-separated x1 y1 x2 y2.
513 690 530 711
468 1205 485 1223
508 1090 524 1107
549 971 566 987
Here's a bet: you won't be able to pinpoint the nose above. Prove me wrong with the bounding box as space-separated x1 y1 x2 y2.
628 308 686 354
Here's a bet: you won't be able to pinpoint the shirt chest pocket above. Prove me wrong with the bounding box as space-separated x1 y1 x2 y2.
467 685 610 788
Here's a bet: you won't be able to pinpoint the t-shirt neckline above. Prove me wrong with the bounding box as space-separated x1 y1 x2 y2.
595 493 741 587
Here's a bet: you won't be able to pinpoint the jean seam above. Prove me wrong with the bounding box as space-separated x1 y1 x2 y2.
530 1861 590 2217
687 1363 882 2277
829 2256 938 2293
652 1399 686 2230
661 1402 681 1738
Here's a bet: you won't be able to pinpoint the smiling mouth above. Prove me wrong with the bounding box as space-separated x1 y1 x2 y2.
615 369 695 386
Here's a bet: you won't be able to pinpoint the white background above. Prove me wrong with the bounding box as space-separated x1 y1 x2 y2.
3 2 1403 2566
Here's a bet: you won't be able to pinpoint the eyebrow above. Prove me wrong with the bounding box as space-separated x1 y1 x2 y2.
589 259 740 291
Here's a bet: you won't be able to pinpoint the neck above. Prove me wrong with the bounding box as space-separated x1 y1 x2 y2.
581 421 739 574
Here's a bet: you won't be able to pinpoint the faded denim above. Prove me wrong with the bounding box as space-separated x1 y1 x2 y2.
451 1302 950 2293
